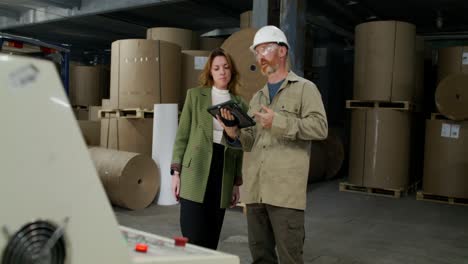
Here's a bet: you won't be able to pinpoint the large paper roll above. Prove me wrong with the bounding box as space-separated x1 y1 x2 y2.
152 104 179 205
88 147 160 210
222 28 267 102
354 21 416 101
437 46 468 83
181 50 211 106
147 27 199 50
348 109 411 189
69 65 109 106
199 37 224 51
100 118 153 156
435 73 468 120
423 119 468 198
110 39 181 109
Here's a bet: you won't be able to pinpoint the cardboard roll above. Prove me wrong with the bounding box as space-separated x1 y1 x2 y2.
348 108 411 189
435 73 468 120
110 39 181 109
221 28 267 102
353 21 415 101
199 37 225 51
180 50 211 106
308 129 345 183
423 119 468 198
147 27 199 50
69 65 108 106
437 46 468 83
89 147 160 210
100 117 153 156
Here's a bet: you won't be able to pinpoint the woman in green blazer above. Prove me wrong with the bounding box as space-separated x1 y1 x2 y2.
171 48 246 250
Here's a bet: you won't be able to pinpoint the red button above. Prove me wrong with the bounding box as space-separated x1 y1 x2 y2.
135 243 148 253
174 236 189 247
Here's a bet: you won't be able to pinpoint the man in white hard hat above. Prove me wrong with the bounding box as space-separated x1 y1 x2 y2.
220 25 328 263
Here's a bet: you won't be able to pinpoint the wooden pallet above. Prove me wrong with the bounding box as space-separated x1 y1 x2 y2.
339 182 407 198
117 108 154 119
430 113 449 120
98 109 118 119
416 191 468 206
72 105 89 110
345 100 413 111
98 108 154 119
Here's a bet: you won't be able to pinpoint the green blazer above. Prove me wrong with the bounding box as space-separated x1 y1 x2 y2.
172 86 247 208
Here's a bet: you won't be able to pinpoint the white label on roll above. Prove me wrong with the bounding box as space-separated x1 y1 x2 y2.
450 124 460 138
194 56 208 70
463 52 468 65
441 123 451 138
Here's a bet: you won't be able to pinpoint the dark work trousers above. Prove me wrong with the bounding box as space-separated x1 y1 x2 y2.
247 203 305 264
180 143 226 250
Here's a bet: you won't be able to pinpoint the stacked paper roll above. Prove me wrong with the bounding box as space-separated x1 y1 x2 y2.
435 73 468 121
222 28 266 102
199 37 224 51
353 21 416 101
152 104 179 205
147 27 199 50
69 65 108 106
109 39 181 109
181 50 211 105
89 147 160 210
348 108 411 189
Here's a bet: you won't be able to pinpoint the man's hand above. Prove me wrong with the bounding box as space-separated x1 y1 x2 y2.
254 105 274 129
216 108 240 140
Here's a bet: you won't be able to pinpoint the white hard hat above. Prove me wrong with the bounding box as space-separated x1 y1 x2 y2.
250 25 290 52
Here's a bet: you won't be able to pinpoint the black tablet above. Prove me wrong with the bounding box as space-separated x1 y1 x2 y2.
207 100 256 128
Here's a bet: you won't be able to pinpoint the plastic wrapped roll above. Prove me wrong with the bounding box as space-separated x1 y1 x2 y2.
222 28 267 102
435 73 468 120
89 147 160 210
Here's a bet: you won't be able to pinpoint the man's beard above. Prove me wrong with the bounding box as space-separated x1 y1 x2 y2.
260 58 279 76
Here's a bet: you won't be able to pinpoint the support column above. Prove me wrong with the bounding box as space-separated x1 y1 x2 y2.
280 0 306 77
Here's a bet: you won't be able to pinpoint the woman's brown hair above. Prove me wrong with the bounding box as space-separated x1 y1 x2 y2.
199 48 239 95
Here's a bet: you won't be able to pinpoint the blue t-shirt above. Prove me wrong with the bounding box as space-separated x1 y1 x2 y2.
267 79 285 103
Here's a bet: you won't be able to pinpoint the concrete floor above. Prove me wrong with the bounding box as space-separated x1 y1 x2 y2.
115 179 468 264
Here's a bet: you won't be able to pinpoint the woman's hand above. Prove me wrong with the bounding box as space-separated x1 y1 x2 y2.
171 172 180 201
230 185 240 208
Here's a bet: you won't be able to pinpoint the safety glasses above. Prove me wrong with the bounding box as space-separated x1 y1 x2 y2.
252 43 279 59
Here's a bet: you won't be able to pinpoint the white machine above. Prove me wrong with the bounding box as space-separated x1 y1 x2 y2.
0 55 239 264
